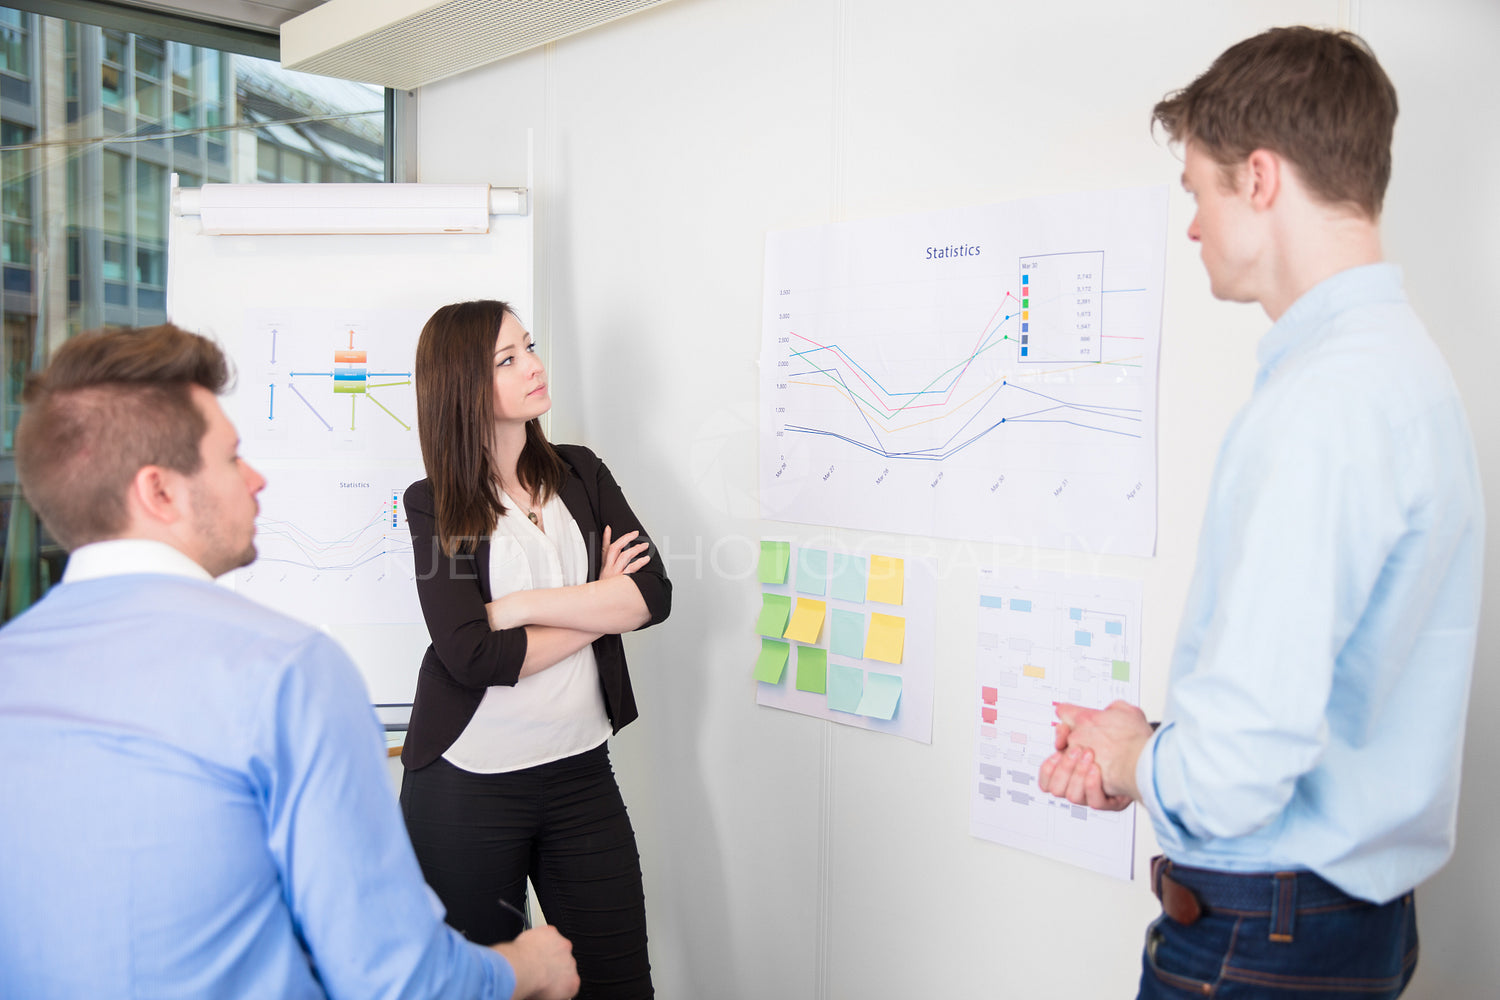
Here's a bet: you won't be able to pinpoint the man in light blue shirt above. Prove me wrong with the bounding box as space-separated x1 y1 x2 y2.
0 324 578 1000
1038 28 1483 998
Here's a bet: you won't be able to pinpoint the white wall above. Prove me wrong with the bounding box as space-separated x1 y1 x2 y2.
410 0 1500 995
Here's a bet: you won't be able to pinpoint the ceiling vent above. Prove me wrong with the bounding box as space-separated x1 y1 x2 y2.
281 0 680 90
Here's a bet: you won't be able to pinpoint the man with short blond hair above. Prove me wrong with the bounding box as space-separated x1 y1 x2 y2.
0 324 578 1000
1041 27 1483 998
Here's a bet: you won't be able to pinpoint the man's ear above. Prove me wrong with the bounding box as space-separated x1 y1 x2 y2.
128 464 184 527
1245 148 1282 211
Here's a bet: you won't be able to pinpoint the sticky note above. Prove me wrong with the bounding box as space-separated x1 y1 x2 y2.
866 555 904 605
783 598 827 644
864 612 905 664
857 671 902 720
981 706 998 724
830 553 867 603
1023 664 1045 679
754 638 789 683
1112 660 1131 681
796 645 827 693
755 593 792 638
796 548 829 596
830 609 865 659
757 541 790 584
827 663 864 713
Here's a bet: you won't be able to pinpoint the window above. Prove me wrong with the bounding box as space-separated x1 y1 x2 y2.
0 9 26 77
0 5 392 620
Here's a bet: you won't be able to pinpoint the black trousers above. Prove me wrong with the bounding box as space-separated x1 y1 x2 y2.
400 743 653 999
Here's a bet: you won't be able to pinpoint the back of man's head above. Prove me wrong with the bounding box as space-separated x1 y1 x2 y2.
1153 26 1398 219
15 324 229 551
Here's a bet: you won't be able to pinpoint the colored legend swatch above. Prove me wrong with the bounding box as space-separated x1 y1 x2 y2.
864 613 905 664
756 593 792 638
783 598 827 644
758 540 790 584
830 553 867 603
827 663 864 713
796 547 829 596
755 638 789 683
866 555 904 605
796 646 828 694
830 609 866 659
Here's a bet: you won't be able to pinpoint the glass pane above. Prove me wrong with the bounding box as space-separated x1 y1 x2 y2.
102 240 126 280
135 40 163 79
1 12 389 623
136 162 164 241
135 78 160 120
2 220 27 264
173 87 192 129
170 43 192 88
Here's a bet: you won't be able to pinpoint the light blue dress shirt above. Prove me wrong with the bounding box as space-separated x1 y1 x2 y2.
1135 264 1484 903
0 541 516 999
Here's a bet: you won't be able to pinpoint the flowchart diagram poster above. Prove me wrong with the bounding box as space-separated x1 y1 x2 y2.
230 307 427 463
970 567 1142 880
761 186 1166 556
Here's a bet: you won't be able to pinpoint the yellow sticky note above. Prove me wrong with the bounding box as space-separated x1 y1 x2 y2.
864 612 905 664
783 598 827 644
1023 664 1046 679
866 555 904 605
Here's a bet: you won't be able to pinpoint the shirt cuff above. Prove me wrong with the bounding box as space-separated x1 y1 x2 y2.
1135 721 1188 855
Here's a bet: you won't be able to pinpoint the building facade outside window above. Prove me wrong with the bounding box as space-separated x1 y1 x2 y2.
0 4 389 620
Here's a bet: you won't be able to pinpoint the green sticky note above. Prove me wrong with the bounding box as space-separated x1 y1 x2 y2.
830 553 866 603
796 645 827 693
758 541 790 584
856 671 902 720
830 609 865 659
827 663 864 713
755 592 792 638
754 638 790 684
796 547 829 596
1112 659 1131 681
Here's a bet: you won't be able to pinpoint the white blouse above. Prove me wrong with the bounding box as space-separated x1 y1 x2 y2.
442 489 611 774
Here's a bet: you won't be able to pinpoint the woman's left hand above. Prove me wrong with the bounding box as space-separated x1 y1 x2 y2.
599 525 651 580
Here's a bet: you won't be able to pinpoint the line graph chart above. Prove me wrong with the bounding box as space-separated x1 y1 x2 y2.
230 465 424 626
761 187 1167 555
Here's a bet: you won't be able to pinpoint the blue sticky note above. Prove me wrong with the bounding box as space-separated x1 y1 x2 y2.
830 609 865 659
830 553 867 603
1106 621 1123 636
1069 607 1083 620
1074 630 1092 647
856 672 902 720
796 548 829 596
1011 599 1032 612
827 663 864 713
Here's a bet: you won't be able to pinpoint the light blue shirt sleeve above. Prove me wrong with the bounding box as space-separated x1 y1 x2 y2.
254 633 517 1000
1143 366 1407 844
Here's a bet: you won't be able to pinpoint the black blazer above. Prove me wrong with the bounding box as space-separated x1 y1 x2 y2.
401 444 671 770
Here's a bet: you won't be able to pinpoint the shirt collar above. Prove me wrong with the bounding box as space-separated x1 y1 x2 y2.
1255 262 1406 385
61 539 214 585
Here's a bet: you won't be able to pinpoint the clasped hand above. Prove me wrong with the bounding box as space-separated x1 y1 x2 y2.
1036 700 1152 811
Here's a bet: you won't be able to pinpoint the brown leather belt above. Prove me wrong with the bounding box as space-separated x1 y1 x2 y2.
1151 855 1204 925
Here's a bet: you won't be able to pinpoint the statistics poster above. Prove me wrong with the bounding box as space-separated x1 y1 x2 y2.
761 186 1167 556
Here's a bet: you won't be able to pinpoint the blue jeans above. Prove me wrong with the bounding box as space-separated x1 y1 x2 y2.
1139 859 1418 998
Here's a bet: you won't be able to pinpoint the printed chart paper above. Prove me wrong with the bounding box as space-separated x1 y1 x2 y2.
971 567 1143 880
761 187 1167 555
753 542 936 743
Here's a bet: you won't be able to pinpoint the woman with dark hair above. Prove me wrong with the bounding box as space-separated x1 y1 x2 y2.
399 299 670 1000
